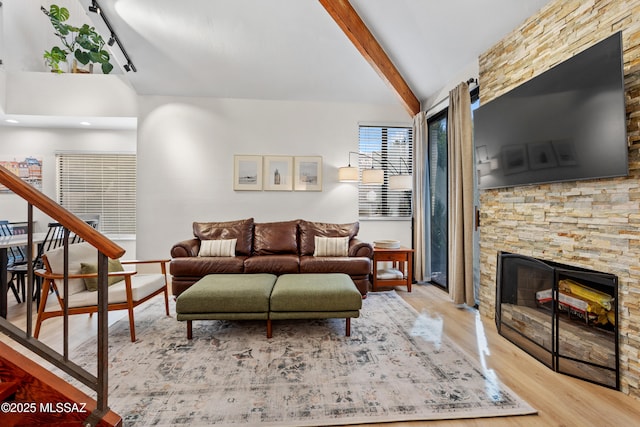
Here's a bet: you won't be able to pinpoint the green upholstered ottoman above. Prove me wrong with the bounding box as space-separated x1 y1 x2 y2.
269 273 362 337
176 273 277 339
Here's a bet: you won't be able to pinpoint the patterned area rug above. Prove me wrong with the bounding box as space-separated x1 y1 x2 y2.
69 291 536 426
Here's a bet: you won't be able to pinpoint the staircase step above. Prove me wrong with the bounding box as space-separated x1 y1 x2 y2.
0 341 122 426
0 381 19 401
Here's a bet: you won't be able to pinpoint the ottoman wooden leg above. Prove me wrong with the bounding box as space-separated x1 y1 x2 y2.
187 320 193 340
346 318 351 337
267 319 272 338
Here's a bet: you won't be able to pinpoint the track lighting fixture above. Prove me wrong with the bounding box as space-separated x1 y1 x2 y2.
88 0 137 72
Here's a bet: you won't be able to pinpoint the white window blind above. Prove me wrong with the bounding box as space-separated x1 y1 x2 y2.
56 153 136 235
358 125 413 218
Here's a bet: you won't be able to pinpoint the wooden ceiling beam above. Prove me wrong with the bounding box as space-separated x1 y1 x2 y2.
319 0 420 116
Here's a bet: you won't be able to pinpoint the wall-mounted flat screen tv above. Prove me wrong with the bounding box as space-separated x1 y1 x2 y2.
474 31 628 190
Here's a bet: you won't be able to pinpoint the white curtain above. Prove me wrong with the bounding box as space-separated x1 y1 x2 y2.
447 82 476 306
412 111 430 282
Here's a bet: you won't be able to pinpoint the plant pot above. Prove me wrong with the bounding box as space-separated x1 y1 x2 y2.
45 59 68 74
71 59 93 74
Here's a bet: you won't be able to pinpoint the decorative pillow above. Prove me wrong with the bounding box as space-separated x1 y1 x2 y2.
81 259 125 292
198 238 237 257
313 236 349 257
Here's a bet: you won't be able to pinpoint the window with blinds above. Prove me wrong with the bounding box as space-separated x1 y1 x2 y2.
358 125 413 218
56 153 137 235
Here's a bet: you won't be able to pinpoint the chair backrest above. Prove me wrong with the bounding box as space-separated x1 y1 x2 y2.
32 222 80 270
0 220 26 265
47 216 100 246
42 242 99 297
0 220 10 236
42 222 67 252
77 214 100 230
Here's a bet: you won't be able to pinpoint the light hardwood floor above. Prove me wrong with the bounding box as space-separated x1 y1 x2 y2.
3 283 640 426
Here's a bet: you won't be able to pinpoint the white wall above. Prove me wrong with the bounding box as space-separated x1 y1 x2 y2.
0 125 137 254
0 70 6 113
136 96 412 259
422 60 479 115
5 72 137 118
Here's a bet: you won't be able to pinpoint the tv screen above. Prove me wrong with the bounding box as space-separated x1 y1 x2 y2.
474 32 628 190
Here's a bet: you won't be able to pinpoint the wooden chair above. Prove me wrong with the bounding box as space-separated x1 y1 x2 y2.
0 220 26 265
8 222 69 307
9 220 100 307
34 242 170 342
1 220 25 303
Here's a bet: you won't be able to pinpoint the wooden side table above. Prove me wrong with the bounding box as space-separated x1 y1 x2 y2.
372 246 414 292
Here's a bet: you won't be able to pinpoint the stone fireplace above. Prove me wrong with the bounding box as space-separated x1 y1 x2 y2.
477 0 640 398
496 252 618 389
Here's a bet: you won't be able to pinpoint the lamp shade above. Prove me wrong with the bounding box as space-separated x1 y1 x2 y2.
362 168 384 185
389 174 412 191
338 166 359 182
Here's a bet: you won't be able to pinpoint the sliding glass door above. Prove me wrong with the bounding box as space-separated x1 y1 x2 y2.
427 111 448 288
426 88 480 291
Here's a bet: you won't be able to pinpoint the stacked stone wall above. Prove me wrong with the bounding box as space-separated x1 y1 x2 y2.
478 0 640 396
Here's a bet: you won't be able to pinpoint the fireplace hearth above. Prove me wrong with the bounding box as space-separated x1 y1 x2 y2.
496 252 619 389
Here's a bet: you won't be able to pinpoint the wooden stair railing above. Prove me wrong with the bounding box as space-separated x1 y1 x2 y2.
0 164 124 426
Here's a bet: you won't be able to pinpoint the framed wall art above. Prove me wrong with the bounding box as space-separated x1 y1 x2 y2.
0 157 43 193
294 156 322 191
233 155 263 191
263 156 293 191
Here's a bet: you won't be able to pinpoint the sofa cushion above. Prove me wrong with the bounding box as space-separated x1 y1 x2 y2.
170 256 246 276
68 273 166 308
299 220 359 256
313 236 349 257
244 254 299 274
253 220 299 255
193 218 253 256
300 256 371 276
198 238 237 257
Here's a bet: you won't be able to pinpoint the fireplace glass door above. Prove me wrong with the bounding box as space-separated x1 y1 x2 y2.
554 268 618 388
496 252 619 389
497 254 555 369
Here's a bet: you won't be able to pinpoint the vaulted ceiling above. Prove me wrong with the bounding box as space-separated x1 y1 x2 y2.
86 0 551 112
3 0 552 121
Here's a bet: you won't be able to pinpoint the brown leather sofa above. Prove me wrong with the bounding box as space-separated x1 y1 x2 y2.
170 218 372 297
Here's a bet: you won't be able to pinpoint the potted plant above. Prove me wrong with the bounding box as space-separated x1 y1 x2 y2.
43 46 68 73
42 4 114 74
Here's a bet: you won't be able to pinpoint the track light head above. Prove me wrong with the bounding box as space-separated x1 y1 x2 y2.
108 36 115 46
89 0 100 13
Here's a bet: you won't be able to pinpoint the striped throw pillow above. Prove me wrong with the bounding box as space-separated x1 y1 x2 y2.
313 236 349 257
198 238 237 257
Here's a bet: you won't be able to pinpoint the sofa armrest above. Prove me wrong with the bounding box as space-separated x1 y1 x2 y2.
171 239 200 258
349 239 373 258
